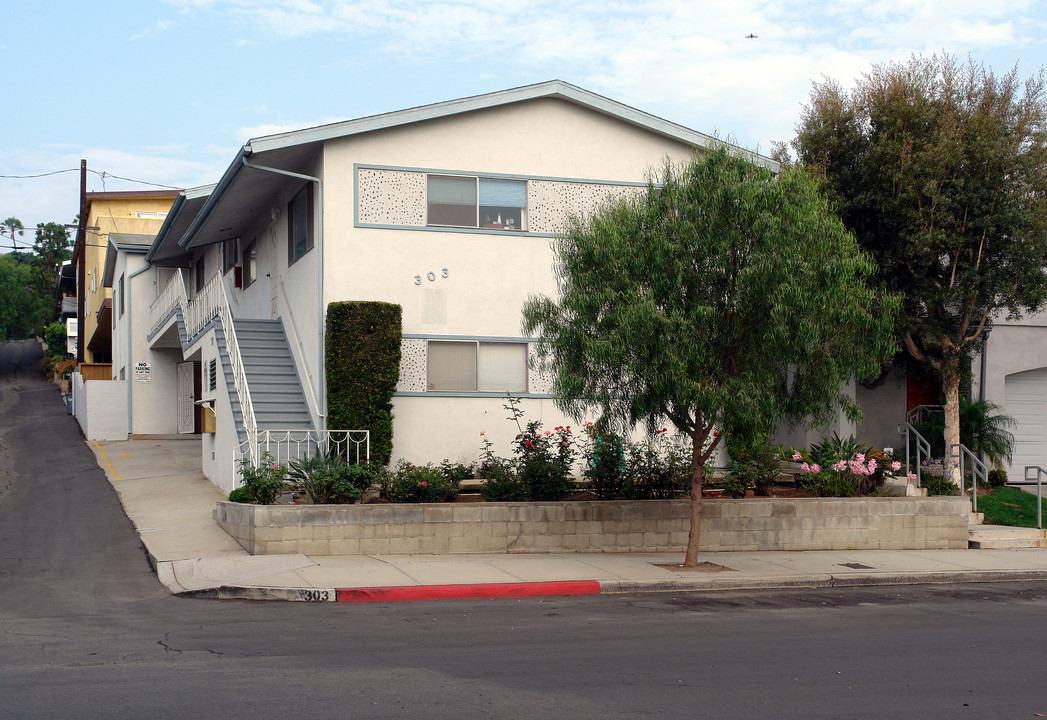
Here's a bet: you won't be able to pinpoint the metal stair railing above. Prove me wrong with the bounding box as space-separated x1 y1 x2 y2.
149 268 187 337
897 421 931 488
214 278 258 460
907 404 943 426
950 443 988 513
1014 467 1045 530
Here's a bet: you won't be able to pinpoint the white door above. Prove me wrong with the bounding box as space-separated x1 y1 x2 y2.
177 361 195 434
1004 367 1047 479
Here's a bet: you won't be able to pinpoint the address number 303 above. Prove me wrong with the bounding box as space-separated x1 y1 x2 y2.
415 268 450 285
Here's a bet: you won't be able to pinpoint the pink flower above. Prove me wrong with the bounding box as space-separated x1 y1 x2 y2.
855 453 866 463
891 461 902 472
421 480 428 487
832 460 847 472
480 431 485 436
792 452 803 462
907 472 917 480
811 464 821 474
801 462 811 472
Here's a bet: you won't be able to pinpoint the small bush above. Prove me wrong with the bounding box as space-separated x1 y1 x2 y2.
478 460 529 502
439 460 473 485
624 431 689 499
287 448 381 504
512 420 575 501
582 422 625 500
988 468 1007 487
725 432 780 496
384 460 461 503
231 454 287 504
920 473 959 497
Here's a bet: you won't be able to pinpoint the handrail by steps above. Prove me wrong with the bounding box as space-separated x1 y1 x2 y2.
950 443 987 513
897 421 931 488
275 276 320 429
1020 467 1044 530
215 277 258 458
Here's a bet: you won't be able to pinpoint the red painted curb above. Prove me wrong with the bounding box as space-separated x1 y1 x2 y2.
336 580 601 603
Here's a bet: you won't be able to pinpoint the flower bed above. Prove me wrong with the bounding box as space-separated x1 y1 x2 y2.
214 495 973 556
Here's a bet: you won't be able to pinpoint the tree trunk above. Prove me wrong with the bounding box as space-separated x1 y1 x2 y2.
683 430 704 567
943 372 962 487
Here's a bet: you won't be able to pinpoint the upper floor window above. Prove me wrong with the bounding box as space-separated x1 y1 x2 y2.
118 275 125 318
427 175 527 231
288 184 314 264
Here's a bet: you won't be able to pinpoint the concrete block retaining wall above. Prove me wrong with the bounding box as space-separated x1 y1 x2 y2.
214 497 973 556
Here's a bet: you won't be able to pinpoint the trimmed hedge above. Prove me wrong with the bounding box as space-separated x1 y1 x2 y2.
325 301 402 465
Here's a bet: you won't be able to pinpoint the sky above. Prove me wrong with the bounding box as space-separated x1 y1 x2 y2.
2 0 1045 250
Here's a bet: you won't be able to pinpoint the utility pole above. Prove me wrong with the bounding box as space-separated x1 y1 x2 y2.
76 159 86 364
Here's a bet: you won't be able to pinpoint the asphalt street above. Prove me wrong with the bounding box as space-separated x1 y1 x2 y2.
2 339 1046 719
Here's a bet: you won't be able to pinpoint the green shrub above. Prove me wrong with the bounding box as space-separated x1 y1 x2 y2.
988 468 1008 487
44 321 68 359
228 487 254 503
725 432 781 497
799 471 858 497
513 420 575 500
287 448 380 504
624 431 689 499
478 460 529 502
231 454 287 504
921 473 959 496
325 301 402 466
384 460 461 503
582 422 625 500
439 460 473 485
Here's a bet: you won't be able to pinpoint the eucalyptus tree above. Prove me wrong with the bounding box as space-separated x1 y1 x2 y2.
792 54 1047 484
523 147 898 566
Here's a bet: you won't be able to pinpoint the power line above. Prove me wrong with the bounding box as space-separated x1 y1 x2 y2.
0 168 81 179
1 166 182 190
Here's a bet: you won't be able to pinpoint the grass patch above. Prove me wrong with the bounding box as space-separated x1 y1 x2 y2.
978 486 1047 528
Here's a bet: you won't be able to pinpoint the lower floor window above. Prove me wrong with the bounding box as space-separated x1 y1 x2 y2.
426 340 527 392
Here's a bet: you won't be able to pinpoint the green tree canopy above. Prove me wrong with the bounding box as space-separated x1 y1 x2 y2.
791 54 1047 482
522 147 898 565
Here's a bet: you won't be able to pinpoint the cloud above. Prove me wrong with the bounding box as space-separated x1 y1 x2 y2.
130 19 174 40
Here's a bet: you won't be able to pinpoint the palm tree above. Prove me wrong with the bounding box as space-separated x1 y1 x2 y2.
961 399 1015 469
917 398 1015 469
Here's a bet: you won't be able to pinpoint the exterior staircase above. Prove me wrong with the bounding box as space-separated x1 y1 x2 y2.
216 318 314 443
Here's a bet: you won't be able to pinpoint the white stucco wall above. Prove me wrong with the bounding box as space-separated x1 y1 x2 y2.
72 372 129 441
114 253 183 435
315 97 697 467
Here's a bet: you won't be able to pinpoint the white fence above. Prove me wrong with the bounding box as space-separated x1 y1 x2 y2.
235 429 371 474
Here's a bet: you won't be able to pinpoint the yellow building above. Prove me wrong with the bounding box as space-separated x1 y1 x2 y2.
75 190 179 364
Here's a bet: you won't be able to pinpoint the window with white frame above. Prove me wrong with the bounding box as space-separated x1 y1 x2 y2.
427 175 527 231
426 340 527 392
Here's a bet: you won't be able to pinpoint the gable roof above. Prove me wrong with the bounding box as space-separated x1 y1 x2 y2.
246 80 729 155
178 81 777 251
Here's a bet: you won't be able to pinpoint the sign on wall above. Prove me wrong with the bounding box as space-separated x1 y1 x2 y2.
134 361 151 383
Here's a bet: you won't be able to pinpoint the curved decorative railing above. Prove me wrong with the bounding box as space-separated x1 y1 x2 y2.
235 429 370 473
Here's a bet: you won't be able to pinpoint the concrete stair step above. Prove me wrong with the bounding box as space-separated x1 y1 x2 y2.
968 524 1047 549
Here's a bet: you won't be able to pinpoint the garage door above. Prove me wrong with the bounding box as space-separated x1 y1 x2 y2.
1004 367 1047 479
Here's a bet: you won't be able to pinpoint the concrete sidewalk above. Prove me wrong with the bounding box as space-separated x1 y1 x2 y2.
90 436 1047 603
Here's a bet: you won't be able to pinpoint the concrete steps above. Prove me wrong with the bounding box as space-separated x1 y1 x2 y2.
969 524 1047 549
216 318 315 442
